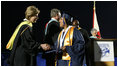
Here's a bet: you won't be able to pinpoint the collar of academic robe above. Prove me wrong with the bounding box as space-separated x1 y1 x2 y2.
51 18 58 22
6 20 32 50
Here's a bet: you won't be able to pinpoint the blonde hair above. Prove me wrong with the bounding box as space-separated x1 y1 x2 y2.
25 6 40 20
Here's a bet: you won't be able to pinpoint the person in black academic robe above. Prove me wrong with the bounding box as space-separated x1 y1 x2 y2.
9 24 39 66
54 13 85 66
43 8 61 66
7 6 50 66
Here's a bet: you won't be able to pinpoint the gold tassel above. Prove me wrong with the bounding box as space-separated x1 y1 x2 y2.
68 60 71 66
55 60 57 66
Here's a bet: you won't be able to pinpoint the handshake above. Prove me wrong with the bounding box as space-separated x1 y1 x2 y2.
39 44 66 51
40 43 51 51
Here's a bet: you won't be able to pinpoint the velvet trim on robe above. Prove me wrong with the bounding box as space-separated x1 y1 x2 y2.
8 24 40 66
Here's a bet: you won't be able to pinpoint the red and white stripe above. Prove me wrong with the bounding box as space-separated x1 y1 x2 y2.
93 2 101 39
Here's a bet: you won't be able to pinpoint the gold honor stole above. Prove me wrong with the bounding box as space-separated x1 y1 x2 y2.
58 26 75 60
6 21 32 50
78 27 81 30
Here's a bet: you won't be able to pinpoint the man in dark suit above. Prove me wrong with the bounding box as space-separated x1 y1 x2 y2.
44 8 62 66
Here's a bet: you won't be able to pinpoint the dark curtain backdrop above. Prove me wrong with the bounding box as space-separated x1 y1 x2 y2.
1 1 117 52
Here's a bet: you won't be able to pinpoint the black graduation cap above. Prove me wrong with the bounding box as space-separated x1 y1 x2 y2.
62 13 73 25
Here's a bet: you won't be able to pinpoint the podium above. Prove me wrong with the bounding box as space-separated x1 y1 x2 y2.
89 39 116 66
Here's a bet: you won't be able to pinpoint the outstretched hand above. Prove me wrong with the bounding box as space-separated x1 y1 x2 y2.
40 43 51 51
61 46 66 51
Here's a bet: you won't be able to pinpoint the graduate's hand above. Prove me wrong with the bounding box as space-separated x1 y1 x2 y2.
40 44 51 51
61 46 66 52
45 44 51 50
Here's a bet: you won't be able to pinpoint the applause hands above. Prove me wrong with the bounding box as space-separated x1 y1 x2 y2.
40 43 51 51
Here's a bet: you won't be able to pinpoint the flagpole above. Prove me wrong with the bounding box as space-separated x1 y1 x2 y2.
94 1 95 10
93 1 102 39
93 1 95 28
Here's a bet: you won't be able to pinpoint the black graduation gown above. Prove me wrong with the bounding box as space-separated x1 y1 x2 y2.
43 21 61 66
55 28 85 66
8 24 40 66
79 28 90 45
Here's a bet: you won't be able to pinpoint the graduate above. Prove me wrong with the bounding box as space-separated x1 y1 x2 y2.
6 6 50 66
72 19 90 65
55 13 85 66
